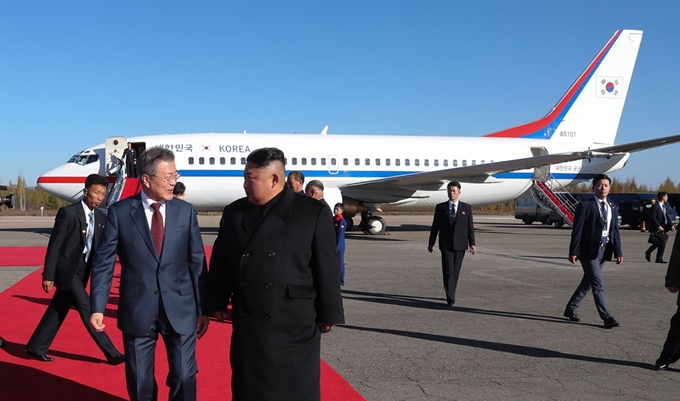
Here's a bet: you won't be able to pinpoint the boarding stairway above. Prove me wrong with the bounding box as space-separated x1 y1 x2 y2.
105 169 141 207
530 175 578 227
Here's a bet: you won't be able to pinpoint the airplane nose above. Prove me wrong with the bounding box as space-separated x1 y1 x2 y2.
37 164 88 202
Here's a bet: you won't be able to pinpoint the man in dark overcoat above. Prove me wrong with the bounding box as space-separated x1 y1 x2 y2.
207 147 345 401
654 231 680 370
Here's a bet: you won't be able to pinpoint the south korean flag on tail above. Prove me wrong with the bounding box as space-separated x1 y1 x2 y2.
597 76 623 98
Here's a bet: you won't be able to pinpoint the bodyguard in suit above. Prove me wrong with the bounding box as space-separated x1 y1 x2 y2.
90 147 209 401
564 174 623 329
26 174 124 364
428 181 477 306
207 147 345 401
645 191 676 263
654 230 680 370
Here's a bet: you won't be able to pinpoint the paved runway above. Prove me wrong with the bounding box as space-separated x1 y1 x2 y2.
1 214 678 400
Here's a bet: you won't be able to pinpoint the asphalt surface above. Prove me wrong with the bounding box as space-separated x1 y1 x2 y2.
1 214 679 401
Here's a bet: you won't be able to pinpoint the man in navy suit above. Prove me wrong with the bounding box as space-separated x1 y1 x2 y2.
564 174 623 328
90 147 209 401
654 230 680 370
645 191 676 263
26 174 124 364
428 181 477 306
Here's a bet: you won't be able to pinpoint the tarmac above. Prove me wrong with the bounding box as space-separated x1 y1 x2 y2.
1 214 679 401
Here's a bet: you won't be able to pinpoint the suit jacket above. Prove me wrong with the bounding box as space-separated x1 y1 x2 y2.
90 194 206 337
207 187 344 401
43 202 104 289
569 197 623 261
429 201 476 252
122 148 136 164
649 202 673 232
665 233 680 305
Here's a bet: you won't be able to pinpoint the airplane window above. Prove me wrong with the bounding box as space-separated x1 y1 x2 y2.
292 157 297 165
462 160 467 167
343 158 348 166
424 159 429 167
66 154 80 163
365 158 370 166
453 160 458 167
230 157 236 165
321 158 326 166
199 157 205 165
311 158 317 165
375 158 380 166
386 159 391 166
301 158 307 165
405 159 410 166
355 158 360 166
210 157 215 165
471 160 476 166
220 157 226 165
443 160 448 167
86 155 99 164
240 157 246 165
189 157 194 165
395 159 400 166
76 155 88 165
330 158 336 165
415 159 420 167
481 160 485 164
434 160 439 167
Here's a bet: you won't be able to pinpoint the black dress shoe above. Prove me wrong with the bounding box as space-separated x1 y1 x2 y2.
653 362 669 371
644 251 651 262
106 354 125 366
563 309 581 322
26 350 54 362
446 302 455 307
656 260 667 264
603 317 620 328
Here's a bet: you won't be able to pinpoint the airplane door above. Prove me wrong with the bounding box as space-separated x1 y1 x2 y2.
328 154 339 174
105 137 128 176
530 147 550 181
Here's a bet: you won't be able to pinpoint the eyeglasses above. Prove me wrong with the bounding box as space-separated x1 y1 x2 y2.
150 173 181 183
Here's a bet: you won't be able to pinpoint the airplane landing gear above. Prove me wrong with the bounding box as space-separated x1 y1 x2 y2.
360 211 386 235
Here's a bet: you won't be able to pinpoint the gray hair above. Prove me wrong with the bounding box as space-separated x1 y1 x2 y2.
137 147 175 177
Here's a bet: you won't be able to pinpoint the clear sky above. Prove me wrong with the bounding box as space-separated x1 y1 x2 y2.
1 0 678 189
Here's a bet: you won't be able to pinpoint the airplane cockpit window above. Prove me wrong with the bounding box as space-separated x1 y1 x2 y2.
67 155 90 165
66 154 80 163
86 154 99 164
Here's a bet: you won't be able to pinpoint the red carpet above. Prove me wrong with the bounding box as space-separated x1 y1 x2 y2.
0 247 364 401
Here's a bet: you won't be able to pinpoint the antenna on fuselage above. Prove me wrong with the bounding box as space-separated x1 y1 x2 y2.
320 125 329 135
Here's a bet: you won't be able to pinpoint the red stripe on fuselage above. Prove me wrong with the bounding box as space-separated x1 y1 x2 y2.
37 176 117 184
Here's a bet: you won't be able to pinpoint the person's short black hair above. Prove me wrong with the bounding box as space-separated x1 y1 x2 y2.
85 174 108 189
334 203 345 210
658 191 668 199
306 180 324 192
288 170 305 184
247 148 285 168
447 181 461 191
592 174 611 187
173 181 186 196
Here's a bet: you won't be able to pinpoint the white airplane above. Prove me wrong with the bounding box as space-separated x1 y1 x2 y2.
37 29 680 234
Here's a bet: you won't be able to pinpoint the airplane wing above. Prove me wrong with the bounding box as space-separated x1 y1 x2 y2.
339 134 680 203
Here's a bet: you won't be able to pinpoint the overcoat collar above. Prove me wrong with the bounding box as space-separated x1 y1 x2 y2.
241 186 294 249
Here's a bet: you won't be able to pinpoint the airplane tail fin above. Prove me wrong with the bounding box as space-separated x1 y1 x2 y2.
485 29 643 145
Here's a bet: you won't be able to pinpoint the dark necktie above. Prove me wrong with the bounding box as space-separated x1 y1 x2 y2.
600 201 608 244
449 203 456 224
151 203 164 257
662 204 668 225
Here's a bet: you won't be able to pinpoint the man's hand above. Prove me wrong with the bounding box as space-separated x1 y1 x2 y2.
318 323 333 333
470 245 477 255
616 256 623 264
196 316 209 339
211 311 228 322
427 245 433 253
568 255 578 264
42 280 54 293
667 286 679 294
90 312 105 332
